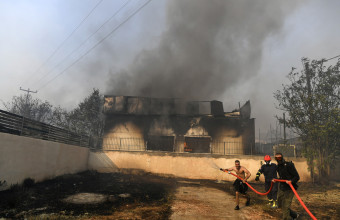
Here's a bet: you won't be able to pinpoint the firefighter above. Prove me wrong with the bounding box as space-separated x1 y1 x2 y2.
255 155 278 208
274 152 300 220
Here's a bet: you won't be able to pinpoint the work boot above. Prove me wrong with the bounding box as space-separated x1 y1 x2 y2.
245 198 250 206
234 205 240 210
290 209 299 219
271 200 278 208
291 213 299 220
267 199 273 206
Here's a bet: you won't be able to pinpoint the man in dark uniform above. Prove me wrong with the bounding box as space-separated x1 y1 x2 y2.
255 155 278 208
274 153 300 220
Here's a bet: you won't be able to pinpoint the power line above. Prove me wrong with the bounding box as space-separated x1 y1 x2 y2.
37 0 153 91
19 87 37 95
23 0 104 86
324 54 340 62
31 0 130 88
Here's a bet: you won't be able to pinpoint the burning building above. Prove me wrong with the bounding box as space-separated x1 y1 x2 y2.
102 96 255 155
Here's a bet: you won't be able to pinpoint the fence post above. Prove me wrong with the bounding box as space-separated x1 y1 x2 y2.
224 142 225 155
67 130 70 145
172 136 175 152
20 117 25 135
47 125 51 141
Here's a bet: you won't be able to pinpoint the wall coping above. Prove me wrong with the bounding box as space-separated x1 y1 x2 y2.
91 149 307 162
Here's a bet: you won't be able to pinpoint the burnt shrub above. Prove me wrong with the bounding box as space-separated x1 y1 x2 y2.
23 178 35 188
2 185 22 209
6 193 20 208
9 183 21 192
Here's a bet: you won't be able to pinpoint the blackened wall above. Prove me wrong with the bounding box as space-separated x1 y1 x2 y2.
102 114 255 155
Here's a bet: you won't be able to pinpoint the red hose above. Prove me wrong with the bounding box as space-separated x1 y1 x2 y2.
222 170 317 220
274 179 317 220
224 171 274 195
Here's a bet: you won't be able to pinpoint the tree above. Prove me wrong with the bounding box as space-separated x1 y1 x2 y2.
274 58 340 183
3 89 105 148
69 89 104 137
51 89 105 148
3 93 53 123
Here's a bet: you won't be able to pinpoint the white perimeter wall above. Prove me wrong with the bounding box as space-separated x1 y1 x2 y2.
88 151 311 182
0 131 312 192
0 133 89 190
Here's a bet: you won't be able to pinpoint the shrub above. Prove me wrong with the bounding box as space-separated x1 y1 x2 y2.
23 178 35 188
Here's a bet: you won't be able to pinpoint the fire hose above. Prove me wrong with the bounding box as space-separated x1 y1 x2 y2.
221 170 317 220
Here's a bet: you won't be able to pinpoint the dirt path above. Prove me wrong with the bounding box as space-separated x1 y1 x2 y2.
171 185 275 220
2 171 338 219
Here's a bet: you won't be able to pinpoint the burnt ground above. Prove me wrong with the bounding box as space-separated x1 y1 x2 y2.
0 171 177 219
205 180 340 220
0 171 339 219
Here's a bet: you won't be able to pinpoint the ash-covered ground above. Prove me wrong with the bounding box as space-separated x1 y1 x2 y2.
0 171 339 219
0 171 176 219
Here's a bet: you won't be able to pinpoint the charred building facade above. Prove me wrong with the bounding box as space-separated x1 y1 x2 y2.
102 96 255 155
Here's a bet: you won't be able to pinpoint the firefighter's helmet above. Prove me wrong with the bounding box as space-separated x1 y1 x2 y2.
264 155 271 161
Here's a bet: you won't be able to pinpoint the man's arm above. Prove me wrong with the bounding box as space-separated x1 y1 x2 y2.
226 166 235 172
288 162 300 184
243 167 251 182
220 166 235 172
255 165 264 181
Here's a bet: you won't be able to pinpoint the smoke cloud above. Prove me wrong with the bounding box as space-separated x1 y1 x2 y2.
106 0 299 100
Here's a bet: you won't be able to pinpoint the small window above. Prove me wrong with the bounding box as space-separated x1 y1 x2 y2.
147 136 174 152
184 137 211 153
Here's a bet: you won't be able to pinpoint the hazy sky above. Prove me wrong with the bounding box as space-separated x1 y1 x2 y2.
1 0 340 140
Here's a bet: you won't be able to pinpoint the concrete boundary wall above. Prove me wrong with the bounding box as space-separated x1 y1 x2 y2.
88 151 311 182
0 133 89 190
0 131 312 192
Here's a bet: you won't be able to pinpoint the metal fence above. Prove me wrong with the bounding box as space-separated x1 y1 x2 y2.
0 109 91 148
102 136 254 156
102 137 146 151
254 143 274 155
211 141 244 155
255 143 301 157
273 144 297 157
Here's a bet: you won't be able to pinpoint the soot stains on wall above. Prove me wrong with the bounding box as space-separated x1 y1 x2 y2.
103 96 254 155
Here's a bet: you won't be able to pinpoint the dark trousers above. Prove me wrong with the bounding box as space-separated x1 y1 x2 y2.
278 189 297 220
265 181 278 200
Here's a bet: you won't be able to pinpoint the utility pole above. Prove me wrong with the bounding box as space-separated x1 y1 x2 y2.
19 87 37 117
303 59 315 183
280 124 282 143
283 112 287 147
275 120 278 145
20 87 37 95
259 128 261 151
270 124 273 143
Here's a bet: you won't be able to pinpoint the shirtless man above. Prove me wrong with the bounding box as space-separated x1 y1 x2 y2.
221 160 251 210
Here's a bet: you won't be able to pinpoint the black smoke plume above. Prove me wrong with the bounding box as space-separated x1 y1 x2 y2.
106 0 299 100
